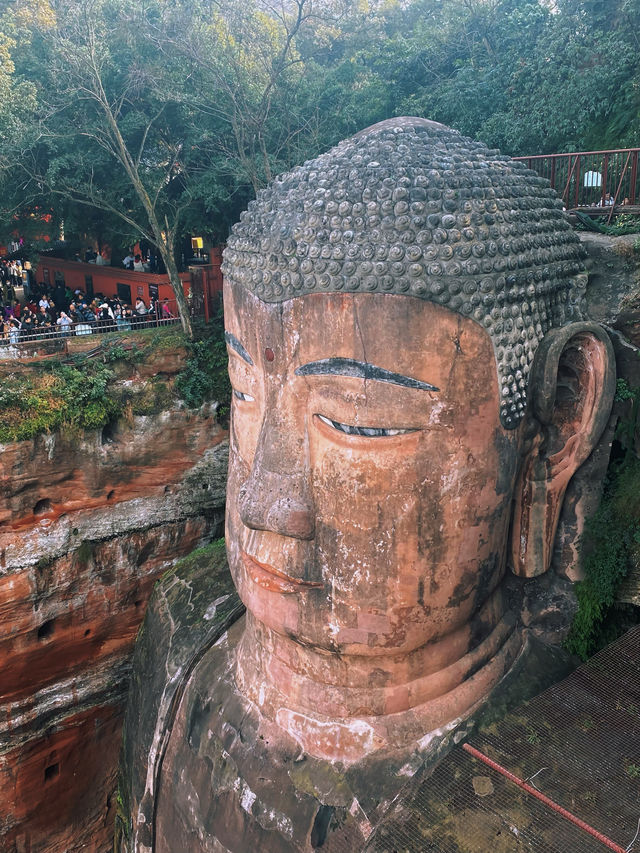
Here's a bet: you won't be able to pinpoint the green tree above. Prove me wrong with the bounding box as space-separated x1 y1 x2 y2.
3 0 208 336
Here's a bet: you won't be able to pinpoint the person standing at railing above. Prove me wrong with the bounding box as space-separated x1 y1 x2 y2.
98 302 115 332
20 308 36 340
134 297 147 327
8 315 20 344
80 302 97 325
161 298 173 320
597 192 615 206
56 311 72 336
36 305 52 332
116 303 132 331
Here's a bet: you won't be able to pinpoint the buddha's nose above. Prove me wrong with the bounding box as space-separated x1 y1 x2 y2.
238 414 315 540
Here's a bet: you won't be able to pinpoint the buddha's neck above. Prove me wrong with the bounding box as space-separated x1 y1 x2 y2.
234 592 522 763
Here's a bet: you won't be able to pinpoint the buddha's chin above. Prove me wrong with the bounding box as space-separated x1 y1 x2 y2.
233 607 523 764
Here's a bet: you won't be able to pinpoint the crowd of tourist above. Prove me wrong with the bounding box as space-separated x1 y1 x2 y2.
0 274 176 345
1 259 28 301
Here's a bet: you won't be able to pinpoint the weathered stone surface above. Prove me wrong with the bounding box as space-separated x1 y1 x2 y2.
0 345 229 853
119 560 575 853
2 669 126 853
548 326 640 585
136 119 617 853
225 116 589 430
581 231 640 345
116 540 243 853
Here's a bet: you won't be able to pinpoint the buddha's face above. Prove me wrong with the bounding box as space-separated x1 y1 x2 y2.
224 281 522 657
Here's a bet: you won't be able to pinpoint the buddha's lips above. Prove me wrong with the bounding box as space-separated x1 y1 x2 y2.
242 553 323 594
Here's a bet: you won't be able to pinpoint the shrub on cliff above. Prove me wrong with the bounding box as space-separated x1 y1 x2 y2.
0 362 122 442
174 315 231 416
566 452 640 660
0 322 230 442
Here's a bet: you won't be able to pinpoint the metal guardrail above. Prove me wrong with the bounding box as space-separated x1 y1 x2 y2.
514 148 640 213
0 315 181 358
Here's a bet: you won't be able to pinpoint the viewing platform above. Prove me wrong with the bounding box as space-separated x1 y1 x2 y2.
515 148 640 214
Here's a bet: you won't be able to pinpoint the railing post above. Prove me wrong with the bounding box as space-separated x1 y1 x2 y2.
631 151 638 205
574 155 581 208
602 153 609 204
550 156 556 191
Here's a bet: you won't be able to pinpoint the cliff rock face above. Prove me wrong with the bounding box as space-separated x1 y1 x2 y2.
0 346 229 853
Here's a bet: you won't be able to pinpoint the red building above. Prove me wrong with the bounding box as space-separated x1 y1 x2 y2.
34 250 223 320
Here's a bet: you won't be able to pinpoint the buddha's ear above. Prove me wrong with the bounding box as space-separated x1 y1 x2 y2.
510 322 615 578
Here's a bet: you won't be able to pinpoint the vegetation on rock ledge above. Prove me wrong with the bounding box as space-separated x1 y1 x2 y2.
567 380 640 660
0 319 230 443
175 315 231 417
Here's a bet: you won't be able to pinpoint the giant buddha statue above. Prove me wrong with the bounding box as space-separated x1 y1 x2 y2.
120 118 615 852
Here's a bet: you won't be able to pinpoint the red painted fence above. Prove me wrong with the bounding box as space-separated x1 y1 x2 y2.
513 148 640 210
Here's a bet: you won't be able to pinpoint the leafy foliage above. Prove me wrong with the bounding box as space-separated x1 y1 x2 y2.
4 0 640 273
0 362 121 442
0 329 201 442
566 452 640 660
575 212 640 236
175 313 231 415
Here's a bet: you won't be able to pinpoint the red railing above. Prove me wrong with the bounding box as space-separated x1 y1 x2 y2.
513 148 640 211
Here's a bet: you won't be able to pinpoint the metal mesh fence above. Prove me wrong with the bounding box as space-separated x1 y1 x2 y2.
364 627 640 853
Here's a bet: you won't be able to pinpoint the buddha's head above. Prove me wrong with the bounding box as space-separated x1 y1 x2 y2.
221 118 614 759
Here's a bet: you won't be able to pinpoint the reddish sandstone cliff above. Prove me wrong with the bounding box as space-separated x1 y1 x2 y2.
0 346 228 853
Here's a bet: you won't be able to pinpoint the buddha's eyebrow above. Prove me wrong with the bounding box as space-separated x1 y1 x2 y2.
295 358 439 392
224 331 254 365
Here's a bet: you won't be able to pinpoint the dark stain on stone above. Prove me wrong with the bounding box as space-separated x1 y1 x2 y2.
136 540 155 567
448 571 475 609
186 695 211 753
311 804 335 848
493 427 518 495
472 553 500 612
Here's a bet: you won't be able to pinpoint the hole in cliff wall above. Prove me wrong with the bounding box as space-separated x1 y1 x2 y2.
101 422 118 444
135 541 155 567
37 619 55 641
44 762 60 782
76 540 94 565
106 490 116 501
311 805 335 848
84 628 91 637
33 498 52 516
164 485 171 494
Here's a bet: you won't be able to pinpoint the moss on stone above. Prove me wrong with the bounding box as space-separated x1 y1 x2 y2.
566 452 640 660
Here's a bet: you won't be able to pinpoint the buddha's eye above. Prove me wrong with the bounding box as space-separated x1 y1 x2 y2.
316 414 416 437
233 389 255 402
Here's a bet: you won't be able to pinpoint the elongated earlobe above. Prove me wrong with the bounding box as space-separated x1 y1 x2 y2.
510 323 615 578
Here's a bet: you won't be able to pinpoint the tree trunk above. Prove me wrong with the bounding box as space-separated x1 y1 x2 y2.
158 239 193 338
